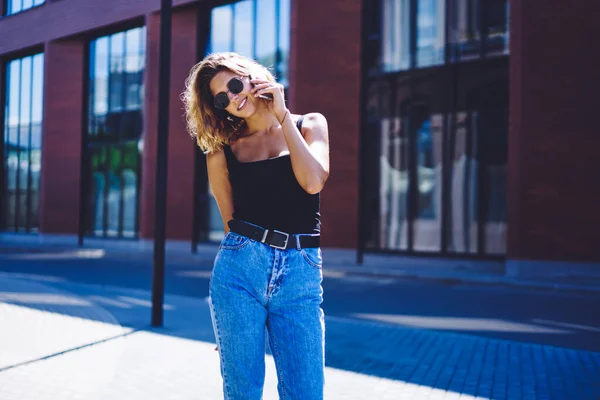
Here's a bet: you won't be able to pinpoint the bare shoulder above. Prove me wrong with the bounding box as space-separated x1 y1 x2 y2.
206 149 227 170
301 112 328 130
294 112 328 139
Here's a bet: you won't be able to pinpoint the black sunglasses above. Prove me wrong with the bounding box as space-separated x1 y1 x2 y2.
213 77 244 110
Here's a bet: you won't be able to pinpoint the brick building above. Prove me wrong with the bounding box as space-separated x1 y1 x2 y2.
1 0 599 273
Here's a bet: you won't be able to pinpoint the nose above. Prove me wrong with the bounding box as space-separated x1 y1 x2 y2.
227 89 239 101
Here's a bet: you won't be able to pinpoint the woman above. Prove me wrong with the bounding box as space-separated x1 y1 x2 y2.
182 52 329 400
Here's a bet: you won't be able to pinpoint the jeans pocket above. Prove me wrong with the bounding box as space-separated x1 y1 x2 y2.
219 232 251 250
301 247 323 269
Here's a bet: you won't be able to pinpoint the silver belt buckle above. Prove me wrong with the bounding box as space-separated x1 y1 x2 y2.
270 230 289 250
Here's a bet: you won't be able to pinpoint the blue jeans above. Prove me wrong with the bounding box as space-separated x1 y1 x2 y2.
209 230 325 400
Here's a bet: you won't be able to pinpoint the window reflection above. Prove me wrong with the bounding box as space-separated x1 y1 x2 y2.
382 0 410 71
87 27 146 238
277 0 291 86
447 112 478 253
485 0 509 56
2 53 44 232
449 0 481 61
210 7 233 53
417 0 445 67
233 1 254 58
379 116 409 250
256 0 276 68
413 112 443 251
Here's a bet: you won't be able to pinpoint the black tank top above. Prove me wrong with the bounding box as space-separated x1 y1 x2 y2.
223 116 321 234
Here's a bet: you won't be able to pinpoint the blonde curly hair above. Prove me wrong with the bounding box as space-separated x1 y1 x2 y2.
182 52 276 153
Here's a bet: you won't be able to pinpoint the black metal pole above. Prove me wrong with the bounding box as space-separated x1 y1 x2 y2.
151 0 172 327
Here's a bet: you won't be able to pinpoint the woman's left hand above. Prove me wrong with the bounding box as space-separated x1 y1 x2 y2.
250 78 288 122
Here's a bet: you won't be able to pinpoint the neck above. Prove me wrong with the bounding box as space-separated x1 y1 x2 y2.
243 101 280 134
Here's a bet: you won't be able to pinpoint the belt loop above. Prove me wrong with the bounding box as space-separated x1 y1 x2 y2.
295 235 301 251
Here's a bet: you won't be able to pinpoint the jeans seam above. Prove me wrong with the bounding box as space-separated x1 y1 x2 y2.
300 249 322 269
267 320 287 399
220 240 250 251
209 296 232 399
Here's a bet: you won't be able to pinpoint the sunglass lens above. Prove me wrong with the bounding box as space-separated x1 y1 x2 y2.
214 93 229 110
228 77 244 94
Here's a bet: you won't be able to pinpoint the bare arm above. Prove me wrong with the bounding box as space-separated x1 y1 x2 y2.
250 78 330 194
281 112 330 194
206 150 234 233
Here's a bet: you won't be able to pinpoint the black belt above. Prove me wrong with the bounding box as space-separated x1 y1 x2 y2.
228 219 320 250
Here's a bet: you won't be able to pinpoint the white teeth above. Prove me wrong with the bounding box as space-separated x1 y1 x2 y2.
238 98 247 110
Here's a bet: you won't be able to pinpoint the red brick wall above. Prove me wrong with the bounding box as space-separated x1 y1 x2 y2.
508 0 600 262
39 39 85 234
140 8 197 240
290 0 362 248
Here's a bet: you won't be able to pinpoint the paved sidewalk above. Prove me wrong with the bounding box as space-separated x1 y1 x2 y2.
0 272 599 399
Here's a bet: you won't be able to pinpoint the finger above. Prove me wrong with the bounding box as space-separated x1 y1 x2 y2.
250 78 271 85
250 83 271 93
255 87 279 96
257 85 285 97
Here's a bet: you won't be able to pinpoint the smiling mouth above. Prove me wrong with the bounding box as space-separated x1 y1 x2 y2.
237 97 247 111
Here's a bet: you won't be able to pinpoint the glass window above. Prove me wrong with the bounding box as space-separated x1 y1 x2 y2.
447 111 478 253
87 27 146 238
413 112 443 251
363 0 509 256
210 6 233 53
256 0 277 69
277 0 291 86
2 53 44 232
233 1 254 58
205 0 291 241
485 0 509 56
379 115 410 250
416 0 445 67
381 0 411 71
5 0 44 16
449 0 481 61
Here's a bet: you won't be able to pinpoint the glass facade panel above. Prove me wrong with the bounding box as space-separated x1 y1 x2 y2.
413 111 443 251
381 0 410 71
379 114 410 250
485 0 509 56
416 0 445 67
210 7 233 53
277 0 291 86
256 0 277 69
203 0 291 241
5 0 44 16
447 112 478 253
2 53 44 232
233 1 254 58
86 27 146 238
362 0 509 256
449 0 481 61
